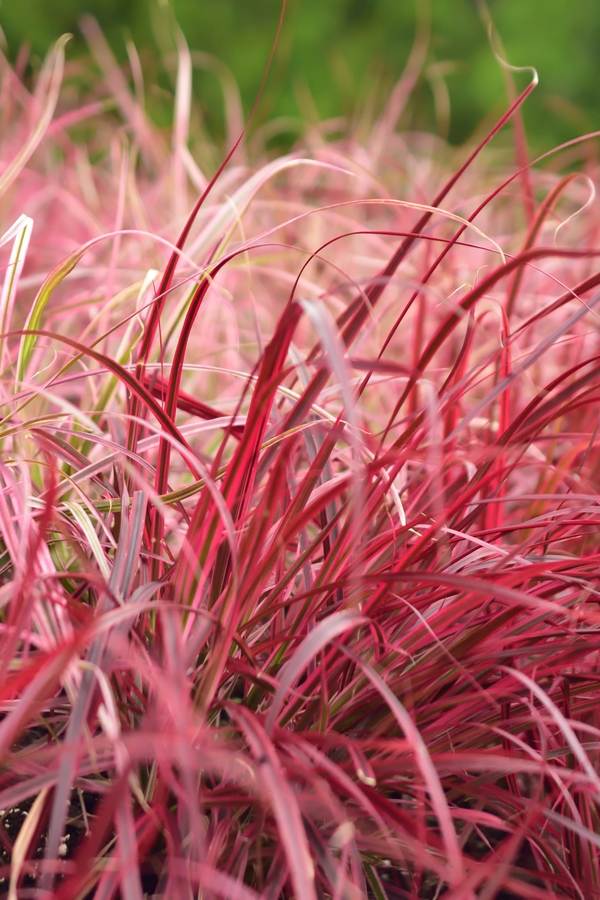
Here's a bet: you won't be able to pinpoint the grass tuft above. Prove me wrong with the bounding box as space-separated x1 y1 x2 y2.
1 19 600 900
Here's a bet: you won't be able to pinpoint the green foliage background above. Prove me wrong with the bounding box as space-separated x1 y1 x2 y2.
1 0 599 152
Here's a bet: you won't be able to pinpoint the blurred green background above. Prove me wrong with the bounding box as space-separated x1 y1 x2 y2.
1 0 598 153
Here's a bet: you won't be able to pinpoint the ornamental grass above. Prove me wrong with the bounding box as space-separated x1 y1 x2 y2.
1 12 600 900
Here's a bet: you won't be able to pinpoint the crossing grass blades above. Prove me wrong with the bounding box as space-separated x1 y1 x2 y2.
1 8 600 899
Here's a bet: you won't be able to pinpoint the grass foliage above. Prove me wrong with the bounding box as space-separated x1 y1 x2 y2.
1 17 600 900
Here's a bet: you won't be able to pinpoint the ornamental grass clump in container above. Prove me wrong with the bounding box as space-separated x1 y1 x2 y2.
1 10 600 900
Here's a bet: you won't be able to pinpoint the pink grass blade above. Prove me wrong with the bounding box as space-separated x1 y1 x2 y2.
79 16 164 169
265 610 367 734
14 328 202 476
42 486 147 883
132 0 289 380
334 642 466 887
0 35 69 200
230 703 317 900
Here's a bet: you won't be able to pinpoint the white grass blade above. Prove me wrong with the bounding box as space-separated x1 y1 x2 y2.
0 214 32 370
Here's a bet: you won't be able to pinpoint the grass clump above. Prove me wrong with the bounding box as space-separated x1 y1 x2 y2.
1 18 600 900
